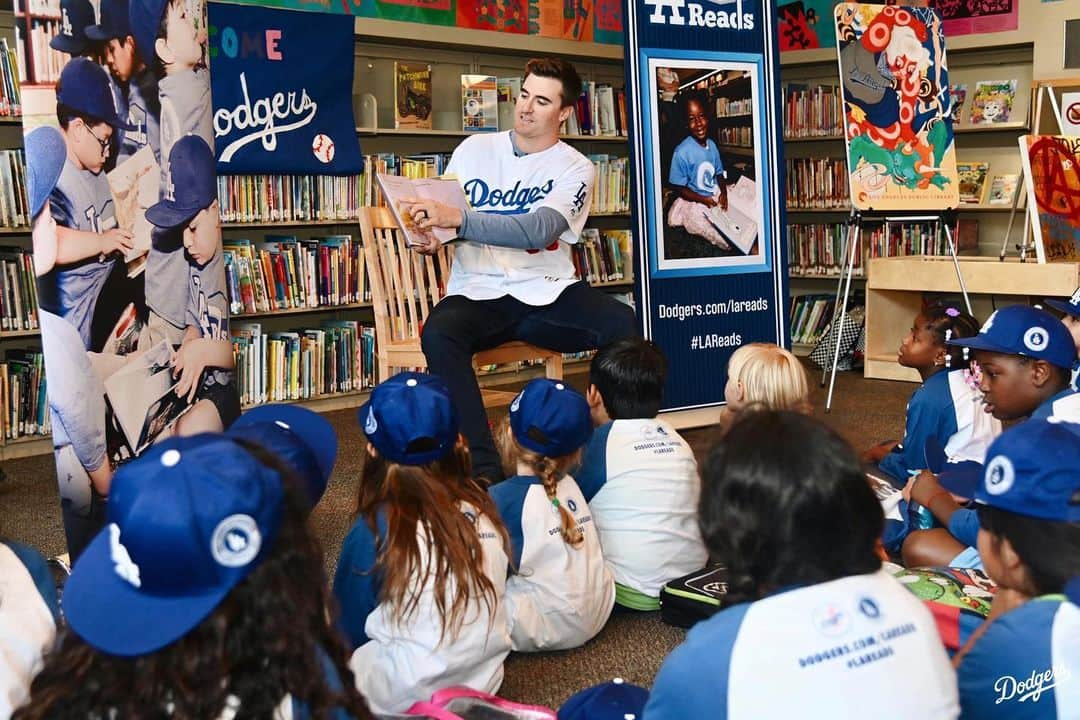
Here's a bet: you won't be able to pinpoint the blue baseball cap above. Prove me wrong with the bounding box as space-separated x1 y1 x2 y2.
25 126 67 220
948 305 1077 370
1046 287 1080 320
227 404 337 512
63 434 284 656
145 134 218 229
924 435 984 499
50 0 96 55
509 378 593 458
559 678 650 720
86 0 132 42
56 57 135 130
973 419 1080 522
129 0 167 67
359 372 459 466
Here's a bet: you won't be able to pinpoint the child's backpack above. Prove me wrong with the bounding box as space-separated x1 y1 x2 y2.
659 563 728 628
392 687 557 720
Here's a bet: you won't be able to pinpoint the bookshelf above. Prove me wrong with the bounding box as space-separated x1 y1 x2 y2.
781 42 1037 354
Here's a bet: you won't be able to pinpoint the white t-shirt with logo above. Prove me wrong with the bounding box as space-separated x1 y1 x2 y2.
445 132 595 306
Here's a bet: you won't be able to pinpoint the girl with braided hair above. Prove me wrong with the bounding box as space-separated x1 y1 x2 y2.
491 378 615 652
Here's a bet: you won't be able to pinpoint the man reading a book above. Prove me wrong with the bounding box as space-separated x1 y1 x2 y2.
399 56 638 484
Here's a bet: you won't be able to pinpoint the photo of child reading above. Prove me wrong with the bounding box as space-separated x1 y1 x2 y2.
656 64 762 270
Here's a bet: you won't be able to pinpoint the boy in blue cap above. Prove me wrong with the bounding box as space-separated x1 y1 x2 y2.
49 0 97 59
1046 286 1080 392
903 304 1079 568
144 134 238 435
87 0 161 163
45 57 136 351
951 420 1080 719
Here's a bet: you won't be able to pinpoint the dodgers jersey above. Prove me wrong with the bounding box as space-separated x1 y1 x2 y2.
668 136 725 198
489 474 615 651
575 418 707 600
880 368 1001 483
333 505 511 715
958 596 1079 719
48 158 119 349
644 570 960 719
444 132 595 306
1031 388 1080 423
119 67 161 163
0 541 58 719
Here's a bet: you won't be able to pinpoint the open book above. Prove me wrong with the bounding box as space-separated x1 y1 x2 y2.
375 173 470 247
865 470 904 522
702 175 759 255
104 339 193 454
107 145 160 277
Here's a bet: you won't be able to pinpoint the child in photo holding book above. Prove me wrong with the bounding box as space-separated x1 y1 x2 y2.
334 372 512 714
144 134 239 434
575 338 707 611
491 378 615 651
665 91 732 251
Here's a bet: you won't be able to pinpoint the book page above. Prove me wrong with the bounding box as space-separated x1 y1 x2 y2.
375 173 470 247
107 145 160 273
103 339 191 451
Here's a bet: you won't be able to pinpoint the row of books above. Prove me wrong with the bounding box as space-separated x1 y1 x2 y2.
789 294 837 346
783 84 842 139
562 80 627 138
0 245 38 332
587 154 630 214
786 157 850 209
788 220 966 277
14 20 65 84
1 348 49 441
230 321 376 406
867 221 951 259
223 234 368 316
575 229 633 284
787 223 863 277
717 127 752 147
0 39 22 116
715 97 753 117
0 148 28 229
13 0 62 15
215 174 364 225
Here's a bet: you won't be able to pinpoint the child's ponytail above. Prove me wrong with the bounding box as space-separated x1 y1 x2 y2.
538 454 584 547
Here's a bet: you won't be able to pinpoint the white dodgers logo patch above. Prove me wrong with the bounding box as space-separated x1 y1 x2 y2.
984 455 1015 496
211 514 261 568
1023 326 1049 353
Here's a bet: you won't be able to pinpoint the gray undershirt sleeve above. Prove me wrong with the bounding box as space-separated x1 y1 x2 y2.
456 206 570 250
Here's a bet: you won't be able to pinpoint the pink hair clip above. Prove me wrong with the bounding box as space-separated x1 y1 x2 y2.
945 307 960 317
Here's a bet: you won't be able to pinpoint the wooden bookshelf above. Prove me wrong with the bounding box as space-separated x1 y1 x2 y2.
222 219 356 229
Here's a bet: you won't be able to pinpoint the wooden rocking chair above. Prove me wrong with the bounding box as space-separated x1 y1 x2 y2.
359 206 563 407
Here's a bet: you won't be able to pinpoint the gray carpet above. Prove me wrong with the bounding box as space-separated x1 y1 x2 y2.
0 360 911 709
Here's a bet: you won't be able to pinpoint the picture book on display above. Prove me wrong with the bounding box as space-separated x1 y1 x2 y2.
461 74 498 132
948 84 967 124
987 173 1020 206
104 340 193 454
394 62 432 130
375 172 470 247
969 80 1017 125
497 76 522 132
107 145 160 276
956 162 989 204
701 175 759 255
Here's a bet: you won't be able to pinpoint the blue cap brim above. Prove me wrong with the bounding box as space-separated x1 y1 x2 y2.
936 460 984 499
145 201 202 230
85 24 120 41
49 34 90 55
946 335 1012 355
1045 298 1080 318
64 527 229 657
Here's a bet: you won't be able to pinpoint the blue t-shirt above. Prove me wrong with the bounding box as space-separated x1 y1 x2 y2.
957 596 1079 719
668 136 724 198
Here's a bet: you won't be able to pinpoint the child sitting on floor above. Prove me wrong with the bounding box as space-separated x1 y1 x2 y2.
491 378 615 651
719 342 809 432
334 372 511 714
576 338 707 611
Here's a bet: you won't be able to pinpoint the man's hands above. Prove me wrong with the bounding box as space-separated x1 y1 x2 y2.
400 198 462 255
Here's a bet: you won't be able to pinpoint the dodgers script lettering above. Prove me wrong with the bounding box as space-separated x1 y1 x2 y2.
213 73 318 162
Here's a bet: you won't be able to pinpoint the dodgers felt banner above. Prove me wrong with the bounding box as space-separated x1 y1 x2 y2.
623 0 788 413
207 3 363 174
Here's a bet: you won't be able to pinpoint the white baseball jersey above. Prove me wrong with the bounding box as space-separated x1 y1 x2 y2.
645 570 960 719
445 132 595 306
576 418 708 599
490 473 615 651
0 542 57 718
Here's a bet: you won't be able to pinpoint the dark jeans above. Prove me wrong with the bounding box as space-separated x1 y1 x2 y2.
421 281 638 482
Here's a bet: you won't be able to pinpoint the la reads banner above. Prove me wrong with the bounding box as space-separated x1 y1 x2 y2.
623 0 789 412
207 2 363 174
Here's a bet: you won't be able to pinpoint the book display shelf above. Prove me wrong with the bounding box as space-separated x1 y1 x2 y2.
781 42 1036 358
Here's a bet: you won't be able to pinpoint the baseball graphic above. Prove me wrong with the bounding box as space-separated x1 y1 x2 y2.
312 133 335 164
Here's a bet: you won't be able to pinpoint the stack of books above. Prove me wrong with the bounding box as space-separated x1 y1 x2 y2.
0 348 49 440
0 245 39 331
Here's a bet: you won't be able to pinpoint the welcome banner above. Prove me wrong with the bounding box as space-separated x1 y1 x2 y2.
623 0 788 413
207 2 363 174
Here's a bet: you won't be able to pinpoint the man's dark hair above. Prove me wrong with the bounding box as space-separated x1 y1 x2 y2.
590 337 667 420
524 57 582 108
977 505 1080 596
700 410 883 601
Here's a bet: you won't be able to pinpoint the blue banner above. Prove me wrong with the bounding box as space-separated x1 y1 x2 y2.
208 3 362 174
623 0 789 412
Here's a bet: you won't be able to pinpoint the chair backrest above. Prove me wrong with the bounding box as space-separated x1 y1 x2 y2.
359 206 453 348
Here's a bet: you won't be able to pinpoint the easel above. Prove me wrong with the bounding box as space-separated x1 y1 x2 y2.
822 208 972 412
1000 79 1077 261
